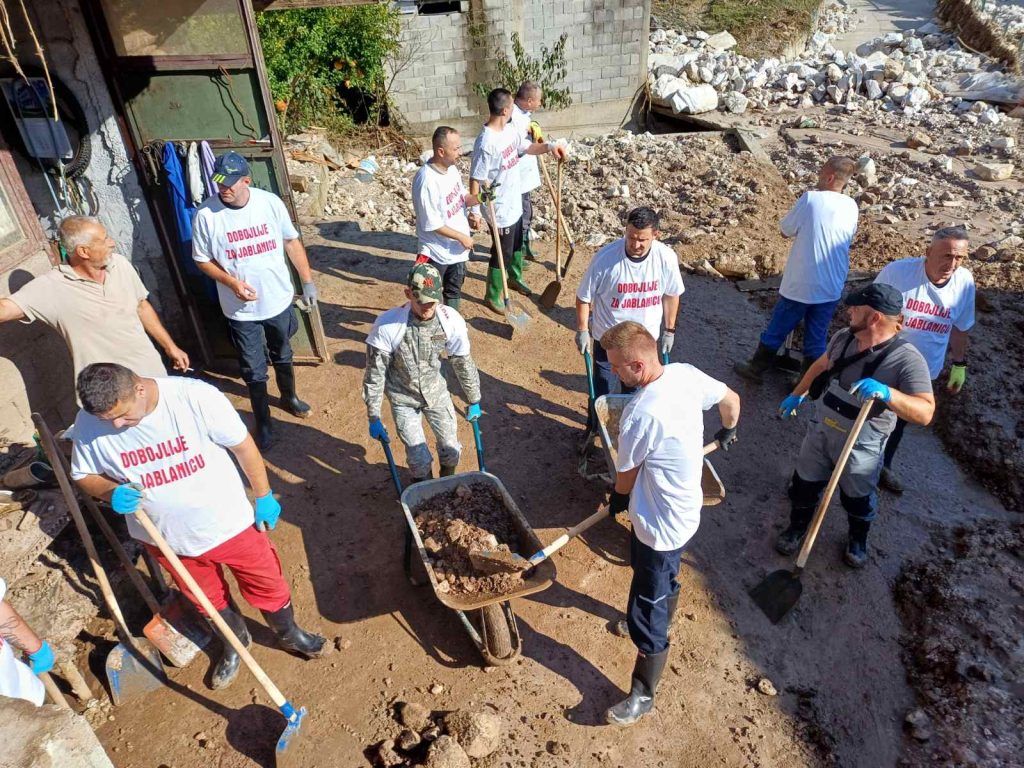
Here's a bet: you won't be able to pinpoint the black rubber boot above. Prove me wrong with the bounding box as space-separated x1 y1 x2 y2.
789 355 816 388
439 464 457 477
606 649 670 726
273 363 311 419
844 519 871 569
210 605 251 690
734 342 778 384
247 382 274 451
261 602 326 659
775 505 814 555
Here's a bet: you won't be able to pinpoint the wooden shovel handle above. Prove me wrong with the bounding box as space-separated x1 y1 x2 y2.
556 160 564 280
795 399 875 569
485 199 513 303
529 506 608 566
40 672 69 709
132 508 288 710
539 154 575 245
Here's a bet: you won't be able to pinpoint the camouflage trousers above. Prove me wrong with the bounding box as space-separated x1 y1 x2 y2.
390 394 461 479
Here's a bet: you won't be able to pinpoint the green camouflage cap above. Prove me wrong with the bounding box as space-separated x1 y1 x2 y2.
408 262 443 303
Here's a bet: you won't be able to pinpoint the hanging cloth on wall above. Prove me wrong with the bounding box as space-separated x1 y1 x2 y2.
186 142 205 206
199 141 217 198
161 142 200 278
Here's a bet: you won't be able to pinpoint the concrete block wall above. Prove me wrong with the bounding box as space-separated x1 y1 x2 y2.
390 0 650 135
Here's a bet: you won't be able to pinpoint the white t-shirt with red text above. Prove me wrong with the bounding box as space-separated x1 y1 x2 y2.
875 257 975 378
71 378 254 556
0 577 45 707
412 164 471 266
192 187 300 322
510 104 541 193
470 122 524 228
576 238 685 342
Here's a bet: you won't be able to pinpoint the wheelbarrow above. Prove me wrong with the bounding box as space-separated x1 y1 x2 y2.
593 394 726 506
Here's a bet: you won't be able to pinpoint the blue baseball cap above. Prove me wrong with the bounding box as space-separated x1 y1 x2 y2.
211 151 251 186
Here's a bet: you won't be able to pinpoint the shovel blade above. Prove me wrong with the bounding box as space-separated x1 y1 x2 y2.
105 637 167 705
275 703 308 767
469 548 528 575
144 592 212 667
749 568 803 624
505 299 531 331
538 280 561 309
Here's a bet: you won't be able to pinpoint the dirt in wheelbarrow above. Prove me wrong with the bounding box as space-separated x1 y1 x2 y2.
413 483 526 597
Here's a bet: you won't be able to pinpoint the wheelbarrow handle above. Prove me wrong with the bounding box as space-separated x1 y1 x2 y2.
471 419 486 473
583 349 596 402
378 435 404 498
661 352 670 365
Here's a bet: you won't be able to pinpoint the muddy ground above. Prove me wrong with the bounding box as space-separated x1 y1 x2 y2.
73 173 1016 766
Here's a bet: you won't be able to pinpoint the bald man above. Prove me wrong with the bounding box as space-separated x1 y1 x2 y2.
601 320 740 726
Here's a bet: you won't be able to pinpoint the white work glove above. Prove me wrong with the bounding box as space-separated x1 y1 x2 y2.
575 329 590 355
302 281 318 309
660 330 675 356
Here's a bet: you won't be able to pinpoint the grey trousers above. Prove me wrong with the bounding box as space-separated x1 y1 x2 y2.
390 395 461 479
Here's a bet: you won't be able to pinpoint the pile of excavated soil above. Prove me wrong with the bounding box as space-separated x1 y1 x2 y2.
895 520 1024 766
413 483 525 597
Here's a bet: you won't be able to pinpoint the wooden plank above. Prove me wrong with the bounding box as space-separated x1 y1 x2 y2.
736 270 874 293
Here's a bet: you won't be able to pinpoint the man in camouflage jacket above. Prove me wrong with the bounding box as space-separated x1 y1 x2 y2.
363 263 482 481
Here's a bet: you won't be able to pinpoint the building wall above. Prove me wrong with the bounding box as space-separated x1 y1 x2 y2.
0 0 181 441
390 0 650 135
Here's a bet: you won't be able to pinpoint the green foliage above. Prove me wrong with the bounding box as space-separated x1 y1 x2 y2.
256 6 400 130
474 33 572 111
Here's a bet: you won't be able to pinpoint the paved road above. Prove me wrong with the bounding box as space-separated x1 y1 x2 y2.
832 0 937 52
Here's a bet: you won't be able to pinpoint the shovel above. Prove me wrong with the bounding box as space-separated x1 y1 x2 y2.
486 199 530 331
749 399 875 624
32 413 167 704
471 506 609 575
133 507 308 766
471 418 486 473
35 416 210 668
539 158 565 309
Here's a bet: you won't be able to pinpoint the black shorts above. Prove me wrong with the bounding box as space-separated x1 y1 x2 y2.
488 218 522 269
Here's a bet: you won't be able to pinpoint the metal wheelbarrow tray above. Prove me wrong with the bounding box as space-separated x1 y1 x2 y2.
399 471 556 666
594 395 726 506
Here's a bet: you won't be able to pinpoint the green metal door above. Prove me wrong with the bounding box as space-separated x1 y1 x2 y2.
83 0 327 365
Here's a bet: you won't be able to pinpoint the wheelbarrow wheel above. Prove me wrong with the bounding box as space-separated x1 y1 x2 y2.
480 604 514 661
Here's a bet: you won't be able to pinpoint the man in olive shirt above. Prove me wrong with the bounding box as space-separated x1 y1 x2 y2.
0 216 188 384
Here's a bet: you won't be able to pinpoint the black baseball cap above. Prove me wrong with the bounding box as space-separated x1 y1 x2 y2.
845 283 904 316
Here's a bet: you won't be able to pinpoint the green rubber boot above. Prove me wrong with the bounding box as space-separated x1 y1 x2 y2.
508 250 531 296
485 267 505 315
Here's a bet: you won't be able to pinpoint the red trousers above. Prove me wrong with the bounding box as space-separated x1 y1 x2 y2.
146 526 291 616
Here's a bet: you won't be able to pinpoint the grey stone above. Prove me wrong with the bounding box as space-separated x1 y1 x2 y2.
424 736 470 768
705 31 737 51
721 91 749 114
442 710 503 758
397 701 432 732
974 162 1013 181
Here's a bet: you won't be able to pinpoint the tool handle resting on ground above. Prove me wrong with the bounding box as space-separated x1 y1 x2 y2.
132 507 294 713
471 419 486 473
795 399 875 569
539 154 576 263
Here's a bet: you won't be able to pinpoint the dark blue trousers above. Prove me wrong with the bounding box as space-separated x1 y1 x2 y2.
226 304 297 385
759 296 839 359
626 529 684 655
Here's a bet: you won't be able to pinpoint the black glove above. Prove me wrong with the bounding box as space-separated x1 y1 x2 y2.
609 490 630 517
714 426 738 451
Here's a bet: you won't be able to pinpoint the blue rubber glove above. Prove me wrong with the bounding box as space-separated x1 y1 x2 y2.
850 378 891 404
778 394 806 419
466 403 482 422
369 418 388 441
254 492 281 530
28 640 55 675
110 483 143 515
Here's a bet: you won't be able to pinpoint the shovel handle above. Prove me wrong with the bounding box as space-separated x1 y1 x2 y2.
539 155 575 249
795 399 875 569
529 506 608 566
471 420 486 473
40 672 70 710
132 507 290 711
703 441 718 455
378 435 404 498
583 349 596 402
485 199 513 305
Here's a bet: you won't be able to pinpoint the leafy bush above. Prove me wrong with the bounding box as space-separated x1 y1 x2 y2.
474 32 572 110
256 6 400 131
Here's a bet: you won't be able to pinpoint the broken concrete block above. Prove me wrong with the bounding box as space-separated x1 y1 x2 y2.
905 87 930 109
990 136 1015 151
721 91 749 114
669 84 719 115
2 698 114 767
865 80 883 100
974 162 1013 181
705 31 737 51
906 130 932 149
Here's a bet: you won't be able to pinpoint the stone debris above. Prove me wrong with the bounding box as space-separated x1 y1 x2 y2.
973 162 1014 181
756 677 778 696
441 710 502 758
423 736 470 768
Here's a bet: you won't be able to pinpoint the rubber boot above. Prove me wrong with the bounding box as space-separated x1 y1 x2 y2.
775 505 814 556
485 268 505 315
844 519 871 569
733 342 778 384
789 355 816 388
247 382 274 451
273 363 311 419
439 464 457 477
508 249 531 296
606 649 670 726
879 467 904 495
210 605 251 690
261 602 326 659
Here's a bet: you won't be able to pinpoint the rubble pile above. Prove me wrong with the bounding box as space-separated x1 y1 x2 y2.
648 6 1024 128
371 703 503 767
975 0 1024 50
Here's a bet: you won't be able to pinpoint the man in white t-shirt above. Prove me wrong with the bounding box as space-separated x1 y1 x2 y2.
412 126 484 310
0 577 54 706
71 363 325 691
735 156 859 383
599 321 740 726
470 88 565 314
873 226 975 493
363 263 482 482
511 81 544 262
576 207 684 426
193 152 317 450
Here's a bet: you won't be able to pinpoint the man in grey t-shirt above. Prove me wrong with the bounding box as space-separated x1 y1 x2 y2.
774 283 935 567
